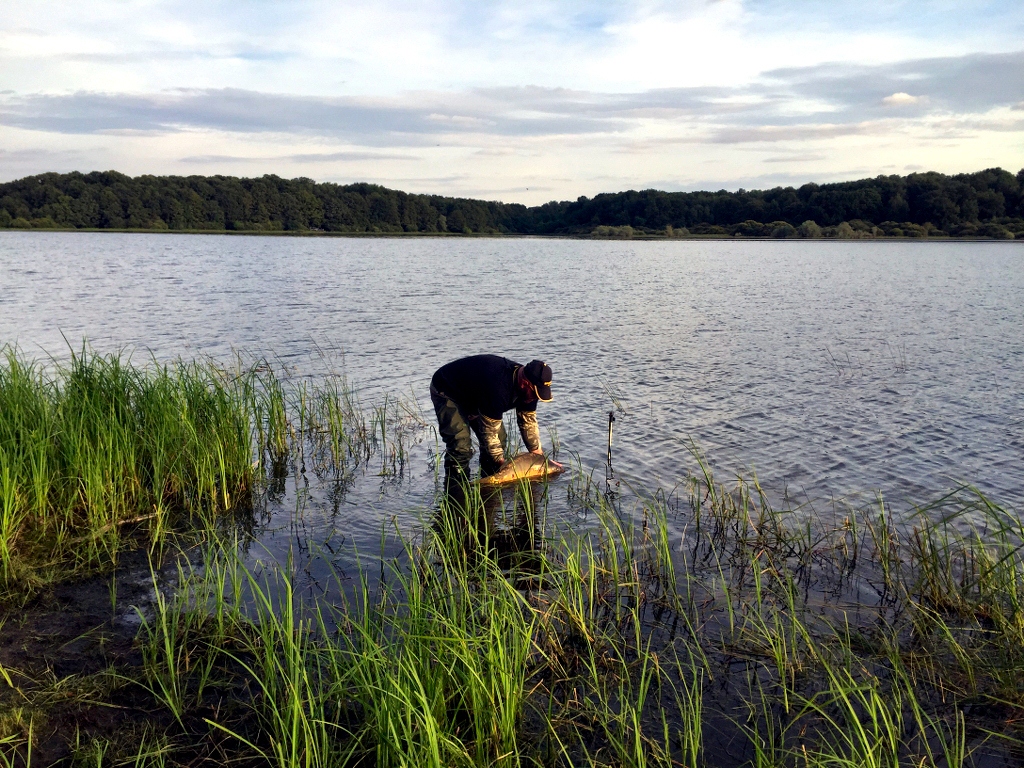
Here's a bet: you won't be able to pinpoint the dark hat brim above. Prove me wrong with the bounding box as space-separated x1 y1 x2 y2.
535 383 553 402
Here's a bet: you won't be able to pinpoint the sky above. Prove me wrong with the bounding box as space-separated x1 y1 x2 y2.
1 0 1022 204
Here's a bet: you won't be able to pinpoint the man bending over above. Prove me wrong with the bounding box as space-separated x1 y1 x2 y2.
430 354 559 481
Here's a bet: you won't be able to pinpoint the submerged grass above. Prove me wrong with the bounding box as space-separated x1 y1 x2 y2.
116 487 707 768
15 467 1016 767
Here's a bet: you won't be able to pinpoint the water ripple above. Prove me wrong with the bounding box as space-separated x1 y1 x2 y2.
1 232 1022 511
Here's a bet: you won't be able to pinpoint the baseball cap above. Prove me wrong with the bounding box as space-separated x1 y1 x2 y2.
523 360 553 402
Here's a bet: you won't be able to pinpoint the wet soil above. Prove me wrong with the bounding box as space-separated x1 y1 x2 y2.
0 550 247 766
0 551 154 763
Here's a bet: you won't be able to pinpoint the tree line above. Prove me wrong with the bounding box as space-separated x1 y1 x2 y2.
1 167 1023 239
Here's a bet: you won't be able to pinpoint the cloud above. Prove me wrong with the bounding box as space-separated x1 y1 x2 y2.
763 153 827 164
0 147 79 159
0 146 91 175
36 48 294 64
0 87 621 141
715 123 876 144
2 45 1023 201
3 50 1021 150
656 169 876 194
0 89 430 139
765 50 1024 117
180 150 418 165
179 154 250 163
286 151 417 162
882 92 925 106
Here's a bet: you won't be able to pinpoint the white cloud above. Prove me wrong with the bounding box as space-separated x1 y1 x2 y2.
882 92 925 106
5 52 1019 141
3 0 1023 96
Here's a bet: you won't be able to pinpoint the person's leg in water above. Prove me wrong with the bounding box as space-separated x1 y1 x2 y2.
430 387 474 507
470 417 508 478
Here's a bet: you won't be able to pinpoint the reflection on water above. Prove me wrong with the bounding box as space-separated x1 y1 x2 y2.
439 480 548 580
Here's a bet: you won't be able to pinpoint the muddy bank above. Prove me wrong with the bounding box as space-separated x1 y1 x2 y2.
0 550 240 765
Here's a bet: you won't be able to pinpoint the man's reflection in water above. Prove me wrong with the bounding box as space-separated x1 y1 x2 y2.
435 470 546 580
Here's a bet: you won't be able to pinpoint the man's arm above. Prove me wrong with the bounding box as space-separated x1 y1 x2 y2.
516 410 542 453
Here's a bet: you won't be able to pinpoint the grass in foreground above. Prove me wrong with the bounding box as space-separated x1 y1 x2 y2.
4 459 1023 767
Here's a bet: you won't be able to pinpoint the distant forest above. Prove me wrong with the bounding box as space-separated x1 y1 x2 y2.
2 167 1023 239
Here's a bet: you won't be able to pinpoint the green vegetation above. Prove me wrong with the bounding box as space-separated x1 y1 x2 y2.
2 348 1024 766
0 346 418 600
0 173 527 235
2 167 1023 237
5 455 1024 766
0 346 255 597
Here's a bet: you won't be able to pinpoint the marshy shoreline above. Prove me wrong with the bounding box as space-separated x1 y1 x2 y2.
2 347 1024 767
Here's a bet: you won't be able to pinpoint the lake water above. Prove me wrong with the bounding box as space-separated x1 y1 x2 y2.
2 232 1023 568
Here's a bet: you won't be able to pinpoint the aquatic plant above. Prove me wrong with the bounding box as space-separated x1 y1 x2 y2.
6 456 1017 766
0 345 420 600
0 345 255 596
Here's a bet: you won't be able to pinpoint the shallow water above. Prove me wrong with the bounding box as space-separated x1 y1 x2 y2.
2 233 1022 552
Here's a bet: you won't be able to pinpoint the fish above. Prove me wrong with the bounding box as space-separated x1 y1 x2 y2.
477 452 565 487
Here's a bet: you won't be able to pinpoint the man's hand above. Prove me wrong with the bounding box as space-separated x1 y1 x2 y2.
532 448 563 470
